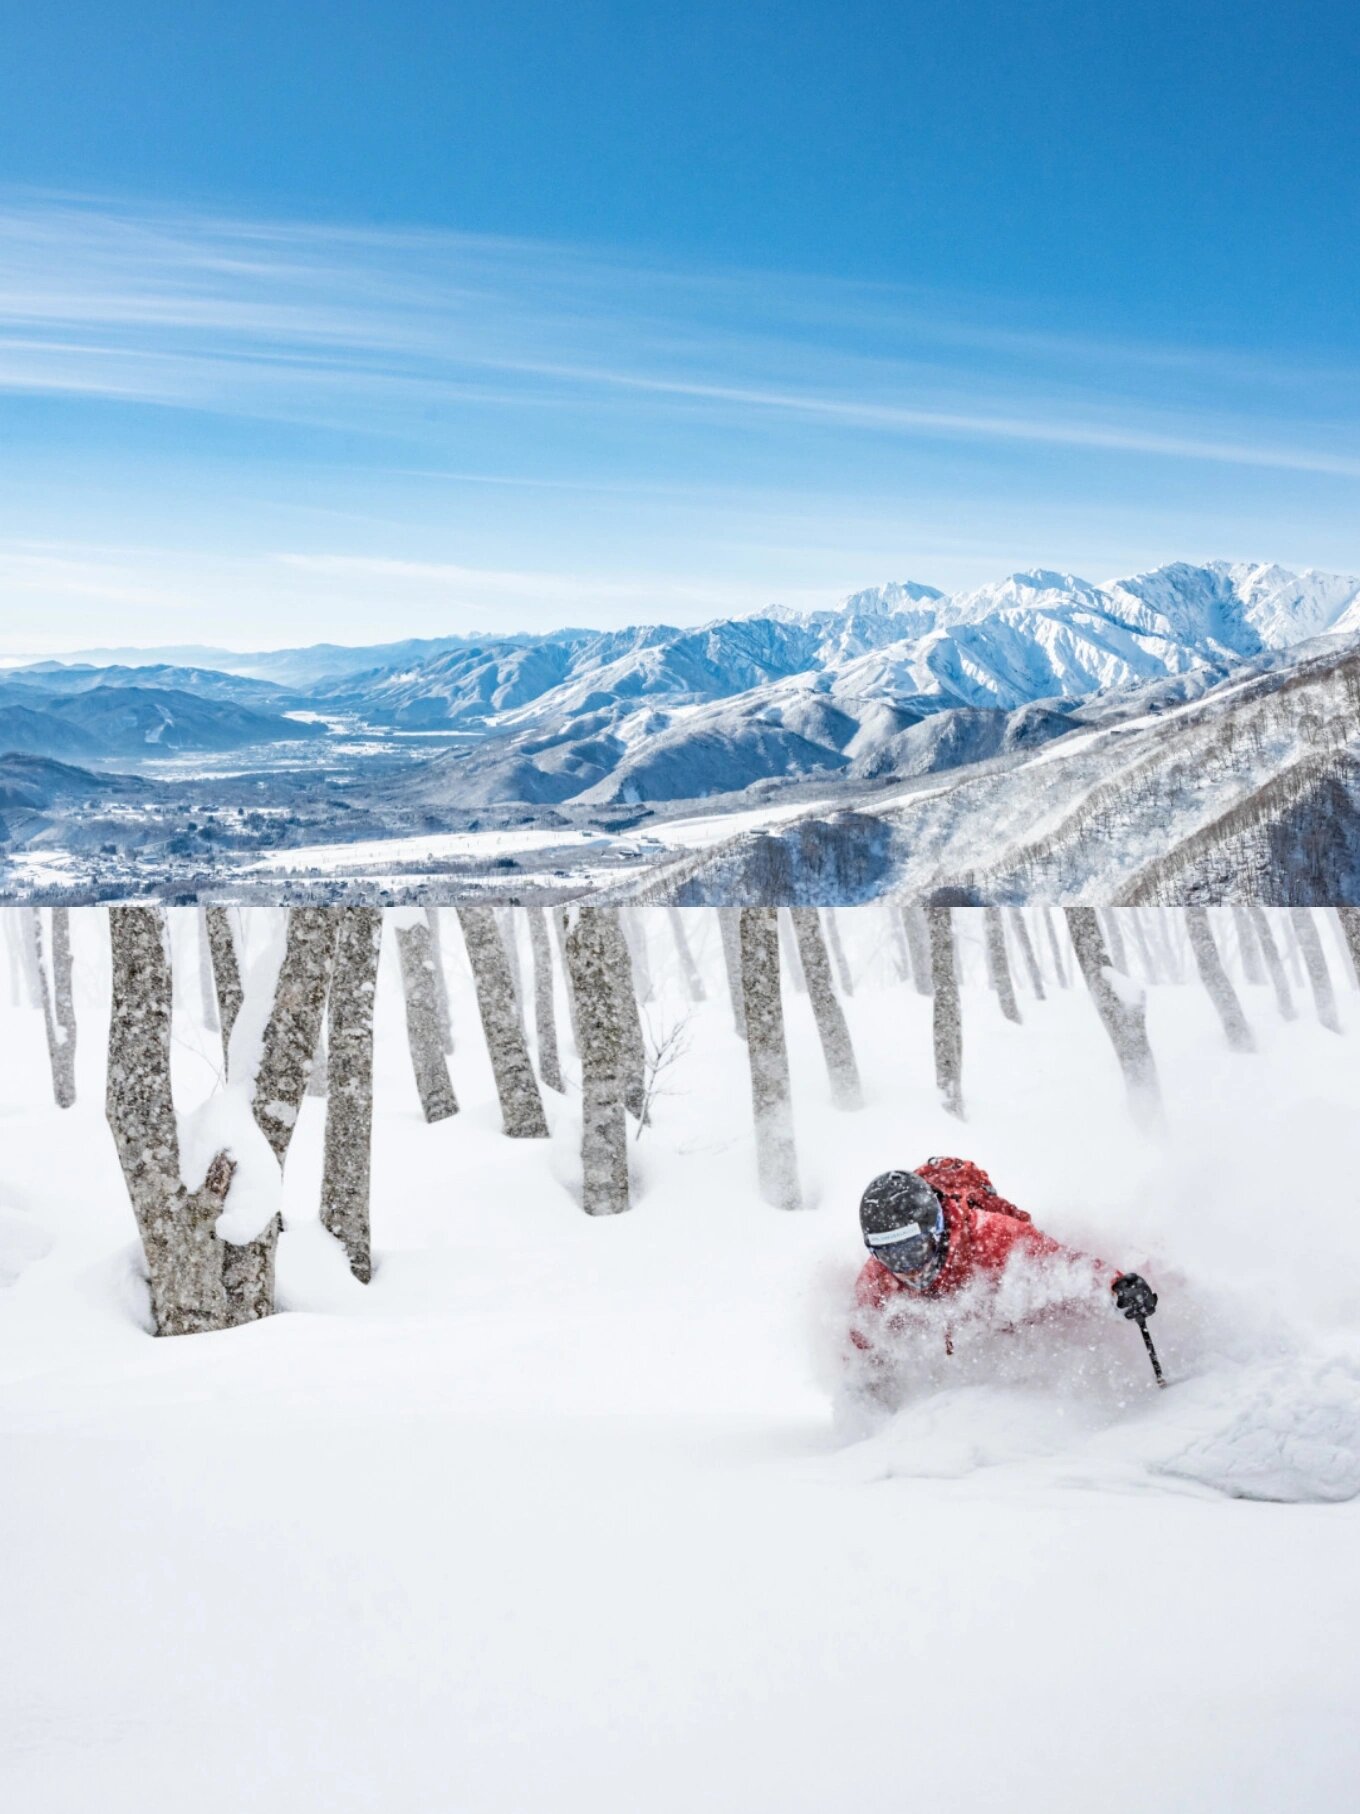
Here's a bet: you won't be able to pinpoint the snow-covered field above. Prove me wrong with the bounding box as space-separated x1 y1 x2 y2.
235 794 837 877
2 908 1358 1812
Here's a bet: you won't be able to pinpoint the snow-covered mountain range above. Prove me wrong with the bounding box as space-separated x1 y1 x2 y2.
314 559 1359 728
337 560 1359 807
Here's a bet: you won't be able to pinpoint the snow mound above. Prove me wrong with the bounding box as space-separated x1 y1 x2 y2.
833 1383 1112 1479
1156 1352 1360 1504
0 1209 53 1289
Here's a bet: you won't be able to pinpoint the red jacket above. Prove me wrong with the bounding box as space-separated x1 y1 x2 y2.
852 1157 1114 1340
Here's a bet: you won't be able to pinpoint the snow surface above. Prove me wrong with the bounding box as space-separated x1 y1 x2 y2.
236 795 836 879
1 908 1359 1812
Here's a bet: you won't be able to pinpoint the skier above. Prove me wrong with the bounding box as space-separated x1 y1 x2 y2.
849 1157 1157 1384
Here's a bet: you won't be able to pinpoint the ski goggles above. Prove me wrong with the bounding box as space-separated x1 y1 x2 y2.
864 1206 946 1277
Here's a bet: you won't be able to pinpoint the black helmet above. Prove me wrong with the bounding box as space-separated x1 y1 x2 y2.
859 1171 947 1281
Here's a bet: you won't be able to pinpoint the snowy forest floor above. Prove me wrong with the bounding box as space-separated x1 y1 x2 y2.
2 909 1359 1812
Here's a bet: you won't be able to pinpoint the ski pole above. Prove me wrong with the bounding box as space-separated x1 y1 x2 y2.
1136 1316 1166 1388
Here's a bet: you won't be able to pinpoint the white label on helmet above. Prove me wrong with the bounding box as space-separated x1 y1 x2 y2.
866 1223 924 1246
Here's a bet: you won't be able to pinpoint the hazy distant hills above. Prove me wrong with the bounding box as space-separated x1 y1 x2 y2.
0 674 326 762
22 636 535 692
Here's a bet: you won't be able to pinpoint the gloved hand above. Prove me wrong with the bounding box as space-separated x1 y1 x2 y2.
1112 1272 1157 1321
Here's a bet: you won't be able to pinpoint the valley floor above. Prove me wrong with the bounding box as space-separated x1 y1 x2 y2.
2 910 1358 1811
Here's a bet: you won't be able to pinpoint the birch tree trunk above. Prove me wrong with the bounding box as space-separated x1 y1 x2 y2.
107 907 233 1336
565 909 630 1215
1100 909 1129 974
778 909 807 993
197 906 220 1031
1280 912 1306 988
32 908 76 1108
249 909 340 1158
528 907 565 1094
396 917 459 1123
983 907 1021 1023
666 907 707 1002
1231 904 1267 985
1248 906 1295 1020
1329 908 1360 988
305 1025 329 1097
320 908 382 1282
599 911 648 1122
1336 909 1360 993
1008 908 1046 1000
1042 906 1069 988
4 915 20 1007
928 907 964 1117
457 907 550 1137
887 907 913 982
226 907 341 1325
1185 908 1255 1052
17 907 44 1007
718 906 747 1039
902 905 933 997
497 907 525 1013
205 905 243 1075
1127 911 1160 984
824 908 854 996
426 907 455 1052
551 907 580 1048
790 907 862 1110
109 907 337 1333
622 910 655 1004
51 908 76 1107
1289 908 1341 1034
1066 908 1161 1124
739 909 801 1208
1151 911 1185 984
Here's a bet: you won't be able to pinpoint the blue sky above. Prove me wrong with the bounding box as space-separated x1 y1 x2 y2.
1 0 1358 652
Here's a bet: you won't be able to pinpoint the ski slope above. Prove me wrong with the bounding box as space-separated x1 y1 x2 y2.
1 909 1358 1813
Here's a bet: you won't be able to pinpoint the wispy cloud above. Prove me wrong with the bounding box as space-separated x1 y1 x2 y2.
3 192 1359 650
3 191 1358 478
